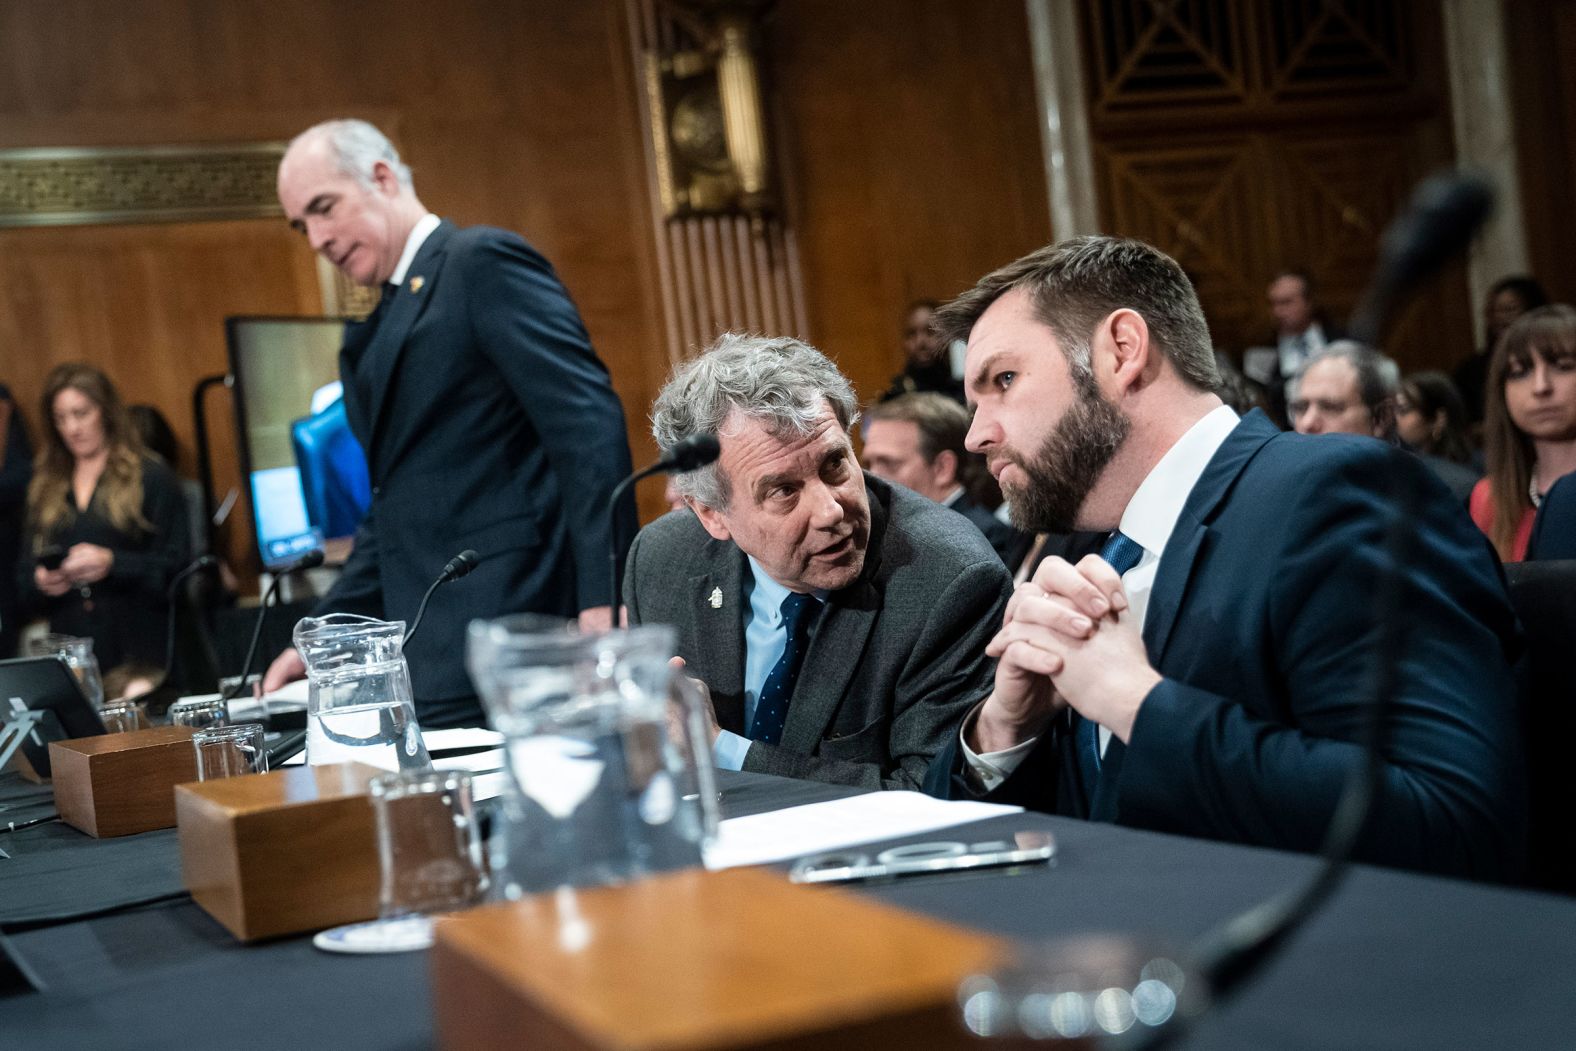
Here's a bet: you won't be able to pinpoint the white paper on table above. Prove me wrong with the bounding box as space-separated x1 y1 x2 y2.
423 727 504 751
703 791 1023 870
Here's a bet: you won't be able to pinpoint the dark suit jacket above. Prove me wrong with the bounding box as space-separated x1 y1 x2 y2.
1528 473 1576 561
947 493 1027 570
928 411 1525 881
625 474 1011 790
326 221 636 725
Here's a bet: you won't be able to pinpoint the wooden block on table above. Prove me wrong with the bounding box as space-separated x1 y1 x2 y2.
175 761 383 942
48 725 198 837
431 866 1008 1051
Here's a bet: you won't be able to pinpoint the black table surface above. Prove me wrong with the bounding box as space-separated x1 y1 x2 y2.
3 768 1573 1050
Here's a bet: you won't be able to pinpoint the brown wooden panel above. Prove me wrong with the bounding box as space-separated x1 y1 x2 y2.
0 0 671 568
1081 0 1469 373
1507 0 1576 309
768 0 1053 407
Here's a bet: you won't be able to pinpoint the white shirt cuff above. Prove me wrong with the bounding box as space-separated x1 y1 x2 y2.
713 729 751 771
960 723 1040 793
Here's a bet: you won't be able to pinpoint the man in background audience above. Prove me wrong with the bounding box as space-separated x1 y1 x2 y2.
861 393 1025 568
1288 341 1398 439
1243 269 1340 423
880 299 964 404
925 236 1523 881
625 334 1010 790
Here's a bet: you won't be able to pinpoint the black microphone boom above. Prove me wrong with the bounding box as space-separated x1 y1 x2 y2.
221 550 326 703
403 550 481 645
606 433 722 617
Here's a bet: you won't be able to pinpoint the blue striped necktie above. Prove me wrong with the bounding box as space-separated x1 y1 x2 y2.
750 592 816 746
1075 530 1145 796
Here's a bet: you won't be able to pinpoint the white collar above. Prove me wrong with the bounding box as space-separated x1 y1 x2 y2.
1119 405 1240 558
941 486 966 508
389 213 440 286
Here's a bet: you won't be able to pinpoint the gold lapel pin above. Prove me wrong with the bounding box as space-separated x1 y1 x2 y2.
708 587 723 609
409 275 425 294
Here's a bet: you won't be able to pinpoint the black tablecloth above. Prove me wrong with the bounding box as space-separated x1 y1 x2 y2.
5 769 1575 1050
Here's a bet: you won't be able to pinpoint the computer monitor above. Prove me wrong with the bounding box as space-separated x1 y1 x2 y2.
0 656 105 778
226 316 372 570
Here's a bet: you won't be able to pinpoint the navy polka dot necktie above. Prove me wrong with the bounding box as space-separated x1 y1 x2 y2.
749 591 816 746
1075 530 1145 796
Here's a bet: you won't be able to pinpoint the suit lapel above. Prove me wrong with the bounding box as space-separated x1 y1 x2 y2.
778 482 886 754
1144 411 1278 662
1096 411 1280 806
682 543 748 734
359 222 452 455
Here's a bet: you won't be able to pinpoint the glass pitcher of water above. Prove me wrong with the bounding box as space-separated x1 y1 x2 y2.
295 613 431 772
29 633 105 710
466 614 721 896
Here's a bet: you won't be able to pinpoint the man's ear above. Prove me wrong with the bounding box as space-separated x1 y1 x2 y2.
686 496 733 542
369 159 402 196
930 449 959 490
1099 308 1156 395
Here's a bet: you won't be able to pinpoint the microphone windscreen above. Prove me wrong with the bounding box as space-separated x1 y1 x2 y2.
289 549 326 572
447 549 481 580
667 433 721 472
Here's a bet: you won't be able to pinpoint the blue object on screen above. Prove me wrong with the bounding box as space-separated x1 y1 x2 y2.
292 398 372 541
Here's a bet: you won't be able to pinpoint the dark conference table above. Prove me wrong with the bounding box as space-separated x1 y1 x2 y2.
3 768 1573 1050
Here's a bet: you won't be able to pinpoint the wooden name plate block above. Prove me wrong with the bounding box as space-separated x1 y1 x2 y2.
175 761 383 942
49 726 198 838
431 867 1008 1051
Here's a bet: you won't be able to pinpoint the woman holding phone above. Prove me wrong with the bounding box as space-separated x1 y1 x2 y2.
17 364 189 673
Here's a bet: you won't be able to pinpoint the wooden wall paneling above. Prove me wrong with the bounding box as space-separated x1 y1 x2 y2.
1506 0 1576 308
766 0 1052 408
1080 0 1470 374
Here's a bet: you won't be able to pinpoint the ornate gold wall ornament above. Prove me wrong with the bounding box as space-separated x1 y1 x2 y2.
0 143 286 228
646 1 776 219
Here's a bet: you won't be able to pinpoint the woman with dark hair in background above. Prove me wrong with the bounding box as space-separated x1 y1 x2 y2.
17 364 190 672
1470 306 1576 561
1395 370 1480 502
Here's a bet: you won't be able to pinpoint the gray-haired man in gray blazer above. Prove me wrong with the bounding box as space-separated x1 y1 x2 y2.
624 333 1011 790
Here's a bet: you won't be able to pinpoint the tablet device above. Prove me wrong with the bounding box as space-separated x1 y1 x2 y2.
0 656 106 778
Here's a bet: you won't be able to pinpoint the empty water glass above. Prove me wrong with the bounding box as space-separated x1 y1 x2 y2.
170 697 229 731
193 723 268 780
371 769 488 921
99 699 146 734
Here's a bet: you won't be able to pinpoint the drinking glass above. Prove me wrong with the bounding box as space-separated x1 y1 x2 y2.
29 634 105 710
193 723 268 780
169 697 229 731
99 698 146 734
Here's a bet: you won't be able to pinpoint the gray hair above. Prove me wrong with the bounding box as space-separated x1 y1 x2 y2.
1293 340 1400 415
290 119 413 191
652 333 859 509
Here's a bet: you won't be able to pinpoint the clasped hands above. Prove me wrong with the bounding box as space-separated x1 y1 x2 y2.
969 554 1161 754
34 543 114 596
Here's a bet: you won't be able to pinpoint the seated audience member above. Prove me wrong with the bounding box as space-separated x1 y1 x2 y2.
624 333 1011 789
1471 305 1576 562
861 393 1027 568
924 236 1523 881
1454 275 1549 428
1527 472 1576 560
880 299 964 404
1395 371 1481 502
1288 341 1398 439
1 383 32 658
16 365 191 672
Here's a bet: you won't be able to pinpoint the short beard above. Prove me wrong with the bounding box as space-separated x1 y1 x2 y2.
1003 369 1131 534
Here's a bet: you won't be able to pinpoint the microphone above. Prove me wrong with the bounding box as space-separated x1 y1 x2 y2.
158 555 219 696
403 549 481 645
606 433 723 616
221 549 326 703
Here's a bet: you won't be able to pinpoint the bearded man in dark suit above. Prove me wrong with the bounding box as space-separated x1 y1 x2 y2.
925 236 1524 881
263 120 635 727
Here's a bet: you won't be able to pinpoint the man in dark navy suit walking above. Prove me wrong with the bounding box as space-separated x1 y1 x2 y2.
264 120 635 726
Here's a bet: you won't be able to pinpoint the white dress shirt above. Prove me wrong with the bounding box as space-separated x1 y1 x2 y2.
964 404 1241 790
389 213 441 286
